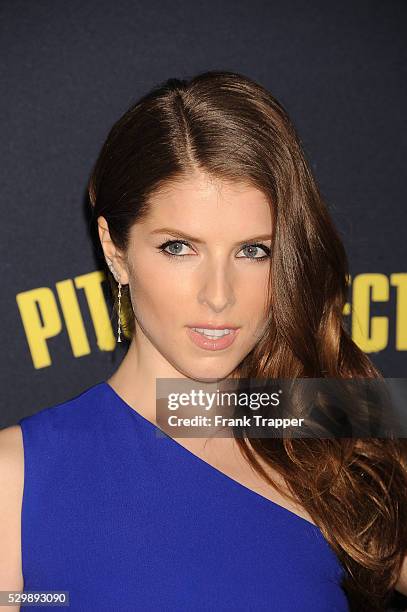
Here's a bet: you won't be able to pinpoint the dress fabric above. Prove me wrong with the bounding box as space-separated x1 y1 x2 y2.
18 381 349 611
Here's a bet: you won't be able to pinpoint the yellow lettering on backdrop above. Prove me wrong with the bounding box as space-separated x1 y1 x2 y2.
16 287 62 369
16 271 116 369
352 273 388 352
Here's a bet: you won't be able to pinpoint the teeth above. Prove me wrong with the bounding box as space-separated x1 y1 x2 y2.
192 328 233 337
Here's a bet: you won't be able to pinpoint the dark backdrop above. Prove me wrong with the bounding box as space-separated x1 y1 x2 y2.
1 0 406 429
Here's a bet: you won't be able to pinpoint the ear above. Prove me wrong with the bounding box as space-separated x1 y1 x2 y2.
97 216 130 285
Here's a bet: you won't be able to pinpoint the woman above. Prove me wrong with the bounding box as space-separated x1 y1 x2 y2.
1 70 406 611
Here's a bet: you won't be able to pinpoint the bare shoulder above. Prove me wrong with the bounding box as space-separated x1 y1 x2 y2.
0 424 24 597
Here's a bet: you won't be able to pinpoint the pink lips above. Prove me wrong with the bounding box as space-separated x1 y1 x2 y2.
186 327 240 351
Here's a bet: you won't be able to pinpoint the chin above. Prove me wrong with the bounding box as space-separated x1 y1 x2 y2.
179 361 238 383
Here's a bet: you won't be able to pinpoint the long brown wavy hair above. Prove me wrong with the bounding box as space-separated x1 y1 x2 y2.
87 70 407 611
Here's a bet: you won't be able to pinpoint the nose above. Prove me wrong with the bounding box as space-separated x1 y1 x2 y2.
197 259 236 313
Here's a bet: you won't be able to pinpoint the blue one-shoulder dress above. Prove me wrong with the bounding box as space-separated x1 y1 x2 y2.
18 382 349 611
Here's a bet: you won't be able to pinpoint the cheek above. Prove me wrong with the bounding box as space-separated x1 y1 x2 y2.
128 264 189 327
133 255 193 294
238 272 270 316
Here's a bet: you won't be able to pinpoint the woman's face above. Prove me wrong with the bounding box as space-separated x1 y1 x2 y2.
101 170 273 381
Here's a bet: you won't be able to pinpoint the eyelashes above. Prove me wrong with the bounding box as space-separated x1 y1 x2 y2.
156 239 271 262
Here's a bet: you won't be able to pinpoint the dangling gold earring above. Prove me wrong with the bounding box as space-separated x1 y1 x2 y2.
117 280 122 343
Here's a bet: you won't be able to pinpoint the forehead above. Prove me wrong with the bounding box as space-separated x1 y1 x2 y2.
143 172 273 230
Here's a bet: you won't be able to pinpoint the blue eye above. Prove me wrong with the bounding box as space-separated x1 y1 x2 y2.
158 240 192 257
156 240 271 262
236 244 271 261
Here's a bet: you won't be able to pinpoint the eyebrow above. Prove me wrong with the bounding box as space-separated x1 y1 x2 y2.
150 227 272 246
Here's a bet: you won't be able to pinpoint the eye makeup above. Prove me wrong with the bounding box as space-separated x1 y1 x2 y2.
156 239 271 262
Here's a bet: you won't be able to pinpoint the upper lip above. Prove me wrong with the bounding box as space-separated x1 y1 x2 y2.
187 324 240 330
